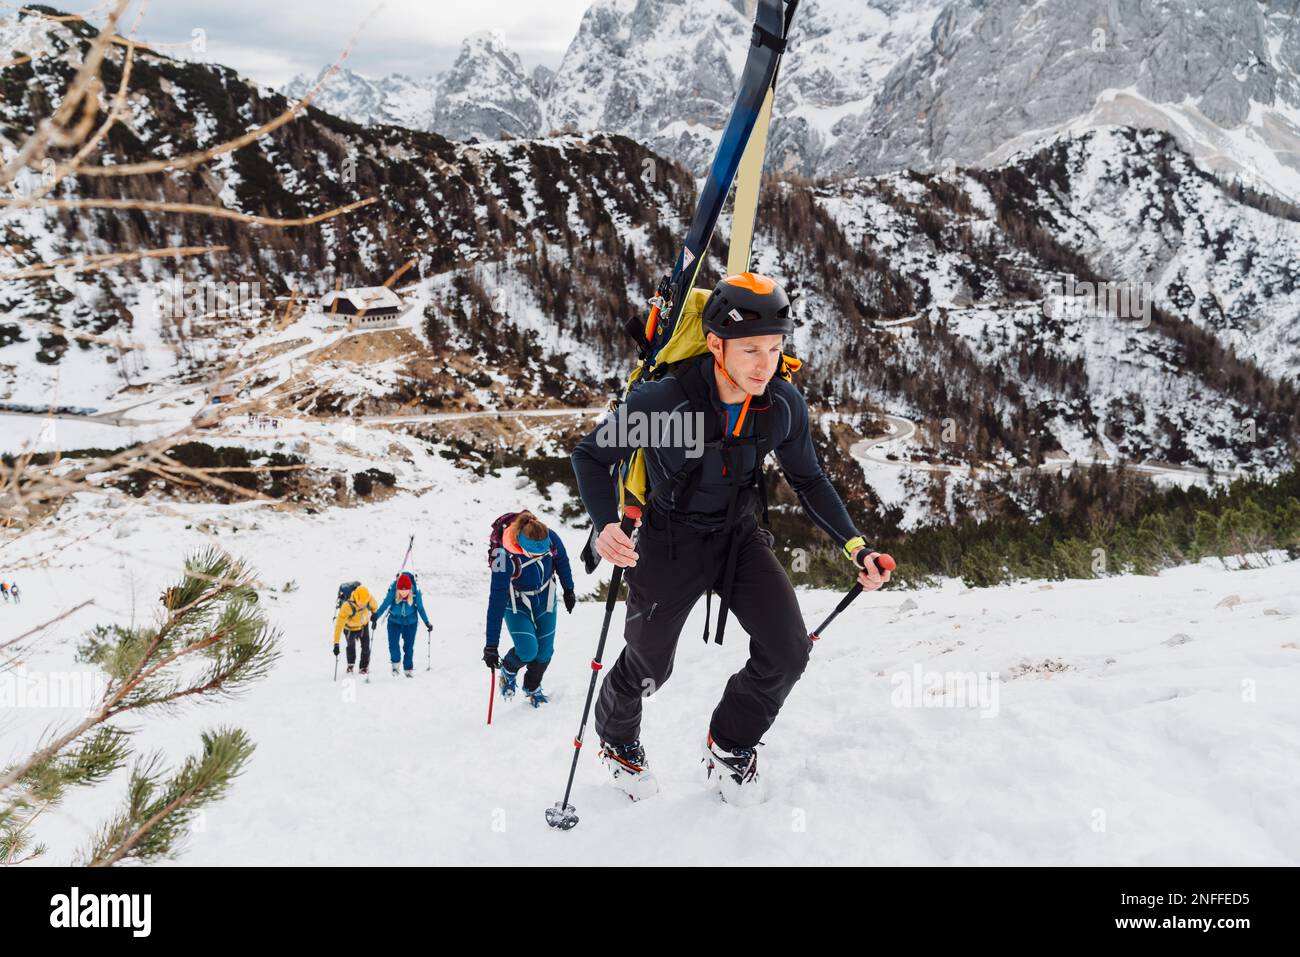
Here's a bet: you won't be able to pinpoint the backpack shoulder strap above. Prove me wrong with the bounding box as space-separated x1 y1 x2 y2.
646 357 721 514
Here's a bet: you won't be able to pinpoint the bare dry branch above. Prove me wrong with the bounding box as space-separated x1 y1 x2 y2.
0 196 379 228
0 599 96 653
0 244 228 281
0 0 129 182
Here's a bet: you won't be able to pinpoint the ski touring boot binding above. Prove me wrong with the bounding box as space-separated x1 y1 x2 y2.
704 734 766 807
599 739 659 802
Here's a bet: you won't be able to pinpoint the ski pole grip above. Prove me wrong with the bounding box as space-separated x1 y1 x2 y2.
854 551 896 574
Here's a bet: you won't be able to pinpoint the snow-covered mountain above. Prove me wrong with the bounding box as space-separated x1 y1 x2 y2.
283 0 1300 202
858 0 1300 198
756 126 1300 474
545 0 949 175
281 30 547 143
553 0 1300 196
433 30 547 142
283 0 945 172
2 10 1296 480
280 65 436 131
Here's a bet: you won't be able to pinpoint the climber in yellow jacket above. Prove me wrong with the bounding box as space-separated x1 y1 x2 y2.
333 584 378 677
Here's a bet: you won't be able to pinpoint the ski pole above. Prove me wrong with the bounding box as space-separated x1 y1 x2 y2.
333 649 339 682
545 507 640 831
427 628 432 672
487 666 496 725
808 552 896 642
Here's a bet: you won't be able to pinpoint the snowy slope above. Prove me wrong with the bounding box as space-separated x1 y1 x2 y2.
1001 127 1300 382
4 447 1297 865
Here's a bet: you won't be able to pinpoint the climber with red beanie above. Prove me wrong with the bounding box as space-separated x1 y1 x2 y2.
373 571 432 677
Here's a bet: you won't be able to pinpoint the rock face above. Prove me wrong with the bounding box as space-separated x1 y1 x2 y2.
433 30 546 142
544 0 754 169
280 0 945 172
852 0 1300 194
513 0 947 174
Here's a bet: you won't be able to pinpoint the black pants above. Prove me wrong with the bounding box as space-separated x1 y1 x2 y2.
594 509 811 751
502 647 549 692
345 626 371 670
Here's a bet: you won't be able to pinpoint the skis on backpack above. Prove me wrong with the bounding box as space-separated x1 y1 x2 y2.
642 0 802 370
583 0 802 577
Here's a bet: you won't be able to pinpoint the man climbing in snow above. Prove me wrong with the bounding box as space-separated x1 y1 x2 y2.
482 511 577 708
373 572 431 677
571 272 893 805
333 584 378 677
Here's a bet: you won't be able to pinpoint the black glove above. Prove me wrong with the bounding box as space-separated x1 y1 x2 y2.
563 589 576 614
483 644 500 670
332 644 340 657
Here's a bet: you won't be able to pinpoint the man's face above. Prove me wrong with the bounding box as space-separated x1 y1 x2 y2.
709 333 784 396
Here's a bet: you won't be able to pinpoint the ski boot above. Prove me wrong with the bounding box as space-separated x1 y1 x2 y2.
498 667 518 700
523 686 548 708
704 734 765 807
346 664 354 675
599 739 659 801
391 664 400 677
404 669 414 679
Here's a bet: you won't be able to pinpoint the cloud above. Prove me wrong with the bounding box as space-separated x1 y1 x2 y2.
92 0 593 87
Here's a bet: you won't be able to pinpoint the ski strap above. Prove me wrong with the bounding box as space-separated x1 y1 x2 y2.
752 23 786 52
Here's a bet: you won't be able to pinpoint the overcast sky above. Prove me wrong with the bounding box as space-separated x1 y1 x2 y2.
91 1 596 88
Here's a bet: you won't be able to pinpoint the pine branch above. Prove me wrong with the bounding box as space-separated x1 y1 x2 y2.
0 727 131 865
0 550 277 797
81 728 256 866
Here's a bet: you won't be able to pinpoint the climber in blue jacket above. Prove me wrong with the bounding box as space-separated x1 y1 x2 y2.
373 571 432 677
483 511 575 707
